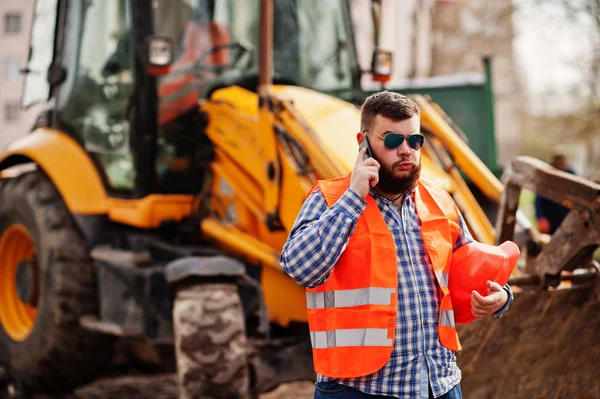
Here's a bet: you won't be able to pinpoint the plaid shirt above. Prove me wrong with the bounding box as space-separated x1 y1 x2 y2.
280 186 513 399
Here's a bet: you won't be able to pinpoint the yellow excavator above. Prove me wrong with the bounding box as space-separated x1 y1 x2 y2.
1 0 598 398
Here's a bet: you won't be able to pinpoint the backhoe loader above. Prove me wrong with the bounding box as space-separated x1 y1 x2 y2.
1 0 598 398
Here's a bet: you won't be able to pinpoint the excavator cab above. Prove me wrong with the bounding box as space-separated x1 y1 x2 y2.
0 0 376 396
20 0 362 195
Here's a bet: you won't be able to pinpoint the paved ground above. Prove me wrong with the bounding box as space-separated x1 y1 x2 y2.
260 381 314 399
1 372 315 399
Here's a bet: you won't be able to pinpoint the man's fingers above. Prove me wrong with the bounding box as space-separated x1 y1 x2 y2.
362 158 380 168
486 280 502 293
356 148 367 165
471 290 491 305
369 173 379 187
471 298 494 318
471 291 497 311
472 307 489 318
471 283 508 319
355 150 380 169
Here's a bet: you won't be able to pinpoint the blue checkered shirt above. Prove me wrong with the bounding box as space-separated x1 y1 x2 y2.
280 186 513 399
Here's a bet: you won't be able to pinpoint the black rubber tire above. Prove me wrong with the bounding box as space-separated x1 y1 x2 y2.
0 171 113 393
173 282 251 399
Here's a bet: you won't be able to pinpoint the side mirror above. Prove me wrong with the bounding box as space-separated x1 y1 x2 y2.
145 36 175 76
371 49 392 83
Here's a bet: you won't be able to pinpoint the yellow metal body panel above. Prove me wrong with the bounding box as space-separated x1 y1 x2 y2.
414 96 499 243
415 95 504 202
202 86 355 324
419 140 494 243
106 195 195 229
203 86 321 241
270 85 359 172
0 129 108 215
200 218 307 325
269 86 466 191
0 129 196 229
448 167 495 244
277 143 315 233
419 148 455 192
260 266 308 325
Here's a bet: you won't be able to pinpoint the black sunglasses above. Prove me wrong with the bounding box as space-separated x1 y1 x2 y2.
363 130 425 150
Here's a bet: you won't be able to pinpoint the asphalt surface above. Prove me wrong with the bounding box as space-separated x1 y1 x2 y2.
1 368 315 399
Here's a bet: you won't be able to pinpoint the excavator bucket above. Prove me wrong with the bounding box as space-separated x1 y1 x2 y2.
457 156 600 398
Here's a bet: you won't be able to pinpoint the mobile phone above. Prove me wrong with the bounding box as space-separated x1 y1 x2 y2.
359 136 373 160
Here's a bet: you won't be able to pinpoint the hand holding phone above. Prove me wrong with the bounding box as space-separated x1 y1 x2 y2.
351 136 379 198
358 136 373 160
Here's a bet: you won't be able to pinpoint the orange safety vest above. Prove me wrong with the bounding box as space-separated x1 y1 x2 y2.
306 174 461 378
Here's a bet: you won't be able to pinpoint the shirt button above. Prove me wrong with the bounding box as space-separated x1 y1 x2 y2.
423 321 428 325
419 288 425 293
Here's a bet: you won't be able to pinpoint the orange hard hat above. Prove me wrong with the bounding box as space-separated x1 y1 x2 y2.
449 240 520 324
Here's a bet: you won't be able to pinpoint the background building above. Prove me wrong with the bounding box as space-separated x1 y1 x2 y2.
350 0 524 168
0 0 35 151
430 0 523 167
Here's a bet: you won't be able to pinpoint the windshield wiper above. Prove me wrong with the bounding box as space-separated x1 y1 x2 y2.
310 39 347 81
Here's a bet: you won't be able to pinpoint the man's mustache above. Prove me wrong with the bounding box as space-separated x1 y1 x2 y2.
392 158 414 167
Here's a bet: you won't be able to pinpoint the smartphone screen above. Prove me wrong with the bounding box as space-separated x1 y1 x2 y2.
359 136 373 160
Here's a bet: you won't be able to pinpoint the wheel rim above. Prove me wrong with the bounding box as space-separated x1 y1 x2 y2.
0 224 38 342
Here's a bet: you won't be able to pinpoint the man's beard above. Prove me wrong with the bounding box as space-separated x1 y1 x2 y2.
373 154 421 196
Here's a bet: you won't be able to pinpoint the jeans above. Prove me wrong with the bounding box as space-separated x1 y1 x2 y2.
314 381 462 399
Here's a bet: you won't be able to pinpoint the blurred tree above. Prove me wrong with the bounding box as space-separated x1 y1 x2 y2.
516 0 599 173
561 0 599 173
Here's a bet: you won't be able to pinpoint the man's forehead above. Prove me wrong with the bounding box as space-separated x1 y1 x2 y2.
373 114 420 132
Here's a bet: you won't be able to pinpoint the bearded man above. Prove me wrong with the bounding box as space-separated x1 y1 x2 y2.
280 91 513 399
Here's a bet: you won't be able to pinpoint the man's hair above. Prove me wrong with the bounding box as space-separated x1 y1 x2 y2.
360 91 420 132
551 153 567 164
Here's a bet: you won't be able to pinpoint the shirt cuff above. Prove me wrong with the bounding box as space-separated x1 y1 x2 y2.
492 284 514 319
334 188 367 219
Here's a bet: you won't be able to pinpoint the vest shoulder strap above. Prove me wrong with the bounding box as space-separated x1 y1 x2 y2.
418 177 459 225
308 174 352 207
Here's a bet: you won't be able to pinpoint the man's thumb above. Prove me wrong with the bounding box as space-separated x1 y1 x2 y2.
486 280 501 294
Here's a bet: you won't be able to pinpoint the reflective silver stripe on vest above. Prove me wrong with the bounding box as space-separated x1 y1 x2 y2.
440 309 455 327
306 287 395 309
310 328 392 348
435 270 449 288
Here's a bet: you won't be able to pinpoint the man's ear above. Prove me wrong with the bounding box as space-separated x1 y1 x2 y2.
356 131 365 145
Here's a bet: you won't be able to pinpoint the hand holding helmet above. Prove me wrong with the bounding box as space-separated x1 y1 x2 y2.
449 241 520 324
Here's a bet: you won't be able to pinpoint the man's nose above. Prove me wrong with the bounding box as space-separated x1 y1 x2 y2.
396 139 412 156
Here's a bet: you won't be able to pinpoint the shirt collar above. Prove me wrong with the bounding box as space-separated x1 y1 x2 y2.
369 183 417 205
